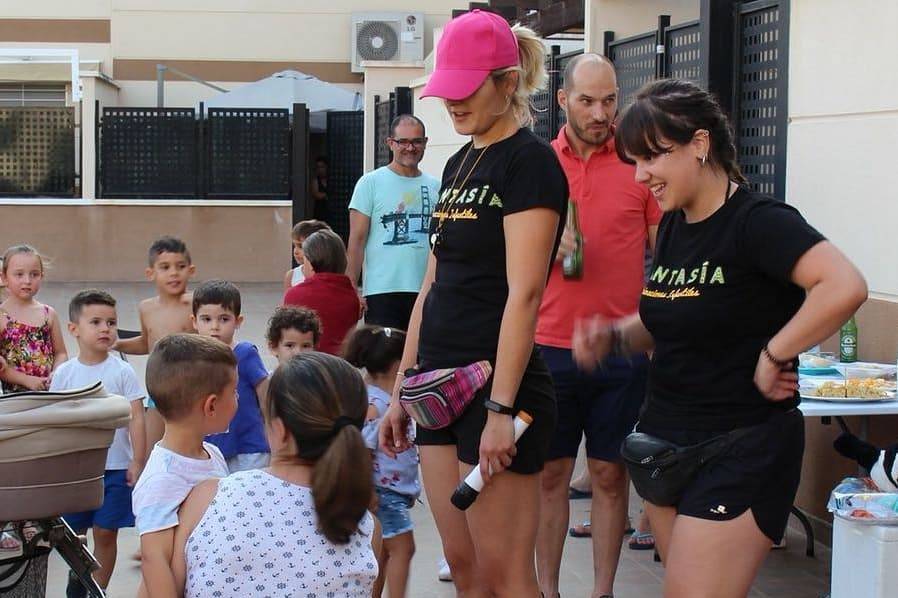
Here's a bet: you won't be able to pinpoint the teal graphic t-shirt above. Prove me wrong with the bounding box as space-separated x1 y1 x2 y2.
348 166 440 296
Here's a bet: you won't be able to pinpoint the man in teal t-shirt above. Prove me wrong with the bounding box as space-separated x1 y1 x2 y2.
347 114 440 329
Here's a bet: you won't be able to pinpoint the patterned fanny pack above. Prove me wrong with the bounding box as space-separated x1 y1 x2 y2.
399 361 493 429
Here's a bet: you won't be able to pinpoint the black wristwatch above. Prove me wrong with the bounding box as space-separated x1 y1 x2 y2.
484 399 514 416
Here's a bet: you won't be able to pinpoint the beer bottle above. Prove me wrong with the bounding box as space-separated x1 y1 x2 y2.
562 199 583 280
839 315 858 363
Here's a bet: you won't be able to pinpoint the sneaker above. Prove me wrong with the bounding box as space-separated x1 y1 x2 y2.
437 557 452 582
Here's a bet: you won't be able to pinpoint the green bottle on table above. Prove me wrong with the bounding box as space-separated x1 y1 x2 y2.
839 315 858 363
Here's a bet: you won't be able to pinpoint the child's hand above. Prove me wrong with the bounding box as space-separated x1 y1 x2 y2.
22 375 49 391
127 459 145 486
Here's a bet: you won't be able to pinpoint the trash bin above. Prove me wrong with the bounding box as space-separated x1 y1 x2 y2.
831 514 898 598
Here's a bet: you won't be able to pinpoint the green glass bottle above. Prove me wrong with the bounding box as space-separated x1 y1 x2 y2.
839 315 858 363
562 200 583 280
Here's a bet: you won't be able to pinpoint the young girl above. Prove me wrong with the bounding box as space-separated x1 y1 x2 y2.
344 325 418 598
171 352 379 597
0 245 67 392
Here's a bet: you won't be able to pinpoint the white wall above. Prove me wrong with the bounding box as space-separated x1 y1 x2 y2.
585 0 699 52
786 0 898 297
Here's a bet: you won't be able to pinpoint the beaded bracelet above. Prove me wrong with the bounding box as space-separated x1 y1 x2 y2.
762 344 791 368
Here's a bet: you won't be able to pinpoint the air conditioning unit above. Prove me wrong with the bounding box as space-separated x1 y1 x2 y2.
351 12 424 73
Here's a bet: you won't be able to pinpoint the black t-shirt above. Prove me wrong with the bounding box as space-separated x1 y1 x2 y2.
419 128 568 367
639 187 825 431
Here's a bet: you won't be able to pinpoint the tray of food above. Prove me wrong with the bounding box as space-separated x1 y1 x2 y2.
800 378 897 402
798 352 839 376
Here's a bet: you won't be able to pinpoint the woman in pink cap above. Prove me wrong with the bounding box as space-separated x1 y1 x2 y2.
379 9 568 597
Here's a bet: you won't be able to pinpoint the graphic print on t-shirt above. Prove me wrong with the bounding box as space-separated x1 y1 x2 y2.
381 185 433 245
642 260 727 301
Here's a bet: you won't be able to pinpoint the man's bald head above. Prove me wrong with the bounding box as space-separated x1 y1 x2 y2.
562 53 616 92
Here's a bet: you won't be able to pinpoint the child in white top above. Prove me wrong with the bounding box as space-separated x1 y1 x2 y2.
282 220 332 292
131 334 237 597
50 290 146 596
171 352 380 597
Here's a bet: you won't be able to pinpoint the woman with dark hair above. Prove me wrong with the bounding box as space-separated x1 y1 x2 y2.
572 78 867 597
283 230 362 354
379 9 568 597
171 352 379 597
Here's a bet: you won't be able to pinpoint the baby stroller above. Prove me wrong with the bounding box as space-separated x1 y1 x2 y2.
0 383 131 597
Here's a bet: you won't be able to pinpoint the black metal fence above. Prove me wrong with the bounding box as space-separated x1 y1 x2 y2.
531 48 582 143
99 107 198 198
0 107 77 196
207 108 290 199
98 104 297 200
735 0 789 200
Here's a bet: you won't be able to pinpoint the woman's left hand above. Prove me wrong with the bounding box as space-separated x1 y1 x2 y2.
478 412 517 484
754 351 799 401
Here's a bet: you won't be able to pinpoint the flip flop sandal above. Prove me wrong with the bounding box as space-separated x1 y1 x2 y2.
568 521 591 538
628 530 656 551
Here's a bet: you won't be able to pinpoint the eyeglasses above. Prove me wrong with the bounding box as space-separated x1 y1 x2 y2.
389 137 427 149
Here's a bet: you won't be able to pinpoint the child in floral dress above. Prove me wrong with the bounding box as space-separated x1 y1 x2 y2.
0 244 67 392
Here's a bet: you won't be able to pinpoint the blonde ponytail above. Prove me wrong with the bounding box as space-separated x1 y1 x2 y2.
490 24 547 127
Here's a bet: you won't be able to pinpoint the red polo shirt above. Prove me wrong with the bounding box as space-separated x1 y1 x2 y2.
283 272 361 355
536 127 661 349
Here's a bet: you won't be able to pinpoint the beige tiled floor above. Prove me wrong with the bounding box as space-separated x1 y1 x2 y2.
36 282 831 597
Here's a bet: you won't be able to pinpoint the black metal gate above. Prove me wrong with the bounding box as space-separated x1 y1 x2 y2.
373 87 413 169
0 107 76 196
735 0 789 200
531 48 582 143
326 111 364 239
207 108 290 199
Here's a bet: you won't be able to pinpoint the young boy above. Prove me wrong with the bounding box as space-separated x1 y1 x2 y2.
114 236 196 456
132 334 235 597
52 290 146 598
192 279 270 472
266 305 322 365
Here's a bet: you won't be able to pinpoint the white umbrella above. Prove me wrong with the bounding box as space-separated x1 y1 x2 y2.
203 70 362 132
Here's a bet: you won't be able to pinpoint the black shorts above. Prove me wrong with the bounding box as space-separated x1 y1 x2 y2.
540 346 648 462
638 408 804 543
365 292 418 330
415 351 557 475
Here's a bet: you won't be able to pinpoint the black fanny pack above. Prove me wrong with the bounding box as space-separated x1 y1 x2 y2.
620 423 758 507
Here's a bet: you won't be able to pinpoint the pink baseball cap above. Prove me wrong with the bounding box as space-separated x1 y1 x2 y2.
421 9 520 101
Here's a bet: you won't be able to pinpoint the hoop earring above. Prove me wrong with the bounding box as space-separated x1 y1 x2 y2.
700 155 707 166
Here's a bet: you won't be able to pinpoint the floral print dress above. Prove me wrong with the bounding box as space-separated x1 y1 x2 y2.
0 306 54 393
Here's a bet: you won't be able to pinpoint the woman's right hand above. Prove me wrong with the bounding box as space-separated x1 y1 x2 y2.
22 375 49 391
379 401 412 458
572 315 613 370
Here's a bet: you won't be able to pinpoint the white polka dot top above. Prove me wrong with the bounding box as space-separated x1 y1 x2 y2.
184 469 378 598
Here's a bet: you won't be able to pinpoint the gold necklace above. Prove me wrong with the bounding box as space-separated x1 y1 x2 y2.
431 142 490 248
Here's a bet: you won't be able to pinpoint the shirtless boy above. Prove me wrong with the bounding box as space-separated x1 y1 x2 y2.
115 236 196 454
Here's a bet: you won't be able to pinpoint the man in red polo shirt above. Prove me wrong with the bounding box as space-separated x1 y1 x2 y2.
535 54 660 598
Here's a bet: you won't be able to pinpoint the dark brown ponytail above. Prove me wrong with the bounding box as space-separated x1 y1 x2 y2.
267 352 372 544
342 325 406 375
615 78 747 185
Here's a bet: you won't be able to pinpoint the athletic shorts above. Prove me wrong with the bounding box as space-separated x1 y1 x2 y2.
637 407 804 543
539 346 648 462
416 351 557 475
364 292 417 331
64 470 135 531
